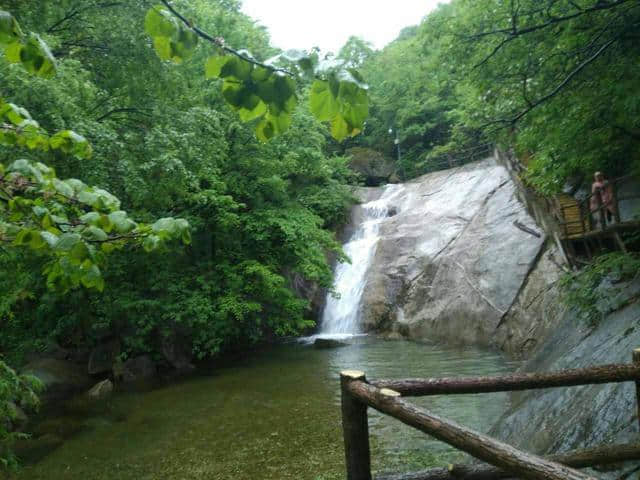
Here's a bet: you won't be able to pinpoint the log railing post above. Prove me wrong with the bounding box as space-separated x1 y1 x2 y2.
341 370 372 480
633 349 640 431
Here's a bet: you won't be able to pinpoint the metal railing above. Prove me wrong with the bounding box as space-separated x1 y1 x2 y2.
339 348 640 480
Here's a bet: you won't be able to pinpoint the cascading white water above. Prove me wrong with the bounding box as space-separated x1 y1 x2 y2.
320 184 403 335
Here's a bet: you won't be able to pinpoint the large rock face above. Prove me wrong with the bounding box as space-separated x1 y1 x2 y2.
491 280 640 478
355 158 547 347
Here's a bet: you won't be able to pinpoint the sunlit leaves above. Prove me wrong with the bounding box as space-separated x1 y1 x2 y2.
310 74 369 141
145 5 369 142
207 54 298 141
145 5 198 64
0 10 22 47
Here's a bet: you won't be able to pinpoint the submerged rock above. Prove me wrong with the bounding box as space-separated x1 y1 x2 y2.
86 379 113 400
313 338 350 349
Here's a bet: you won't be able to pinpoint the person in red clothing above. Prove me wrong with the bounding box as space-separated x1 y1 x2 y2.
590 171 615 226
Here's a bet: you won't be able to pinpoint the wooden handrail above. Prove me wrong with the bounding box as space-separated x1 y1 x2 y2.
375 442 640 480
343 379 594 480
339 350 640 480
370 363 640 396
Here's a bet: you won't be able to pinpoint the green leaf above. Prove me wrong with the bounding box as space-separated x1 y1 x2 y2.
142 234 161 252
108 211 137 233
145 6 198 64
205 55 230 79
40 231 58 248
54 233 81 252
310 80 339 122
19 34 56 78
0 11 23 47
144 6 178 38
4 40 21 62
82 226 108 242
50 130 92 159
80 264 104 291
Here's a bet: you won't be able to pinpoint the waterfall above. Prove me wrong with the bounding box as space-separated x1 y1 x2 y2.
320 184 403 336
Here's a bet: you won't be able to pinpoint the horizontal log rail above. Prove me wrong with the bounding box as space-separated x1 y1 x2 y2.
370 363 640 396
339 349 640 480
375 442 640 480
343 374 594 480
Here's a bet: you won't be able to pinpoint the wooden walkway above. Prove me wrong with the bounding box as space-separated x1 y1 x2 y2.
553 175 639 262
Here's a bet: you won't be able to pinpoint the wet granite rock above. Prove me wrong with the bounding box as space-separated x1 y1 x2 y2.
490 280 640 479
22 358 91 403
348 158 546 347
313 338 349 349
86 379 113 400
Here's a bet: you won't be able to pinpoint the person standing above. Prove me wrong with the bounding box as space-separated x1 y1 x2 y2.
590 171 615 227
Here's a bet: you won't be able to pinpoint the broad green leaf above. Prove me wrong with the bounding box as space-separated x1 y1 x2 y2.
82 226 108 242
144 6 178 38
310 80 339 122
330 114 351 142
54 233 81 252
145 6 198 64
205 55 230 79
19 34 56 78
142 234 161 252
80 264 104 291
4 40 21 62
40 231 58 248
108 211 137 233
50 130 92 159
0 11 23 46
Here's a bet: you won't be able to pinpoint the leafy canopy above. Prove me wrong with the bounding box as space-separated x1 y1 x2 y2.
144 3 369 142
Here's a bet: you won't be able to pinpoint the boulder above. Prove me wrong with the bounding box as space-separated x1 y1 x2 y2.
22 358 91 403
346 147 395 186
120 355 156 383
87 340 120 375
348 159 546 347
86 379 113 400
313 338 349 349
490 280 640 478
161 335 195 372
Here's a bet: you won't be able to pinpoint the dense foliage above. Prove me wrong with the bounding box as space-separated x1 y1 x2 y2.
0 0 357 375
357 0 640 188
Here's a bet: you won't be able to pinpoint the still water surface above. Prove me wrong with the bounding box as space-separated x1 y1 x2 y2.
17 339 519 480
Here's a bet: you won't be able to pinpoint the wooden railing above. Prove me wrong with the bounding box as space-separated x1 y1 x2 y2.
339 349 640 480
556 174 639 238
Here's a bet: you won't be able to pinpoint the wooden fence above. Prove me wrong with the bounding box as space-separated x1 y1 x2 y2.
555 174 640 240
339 349 640 480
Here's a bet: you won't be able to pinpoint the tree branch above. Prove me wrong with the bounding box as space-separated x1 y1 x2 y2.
159 0 294 76
480 37 617 130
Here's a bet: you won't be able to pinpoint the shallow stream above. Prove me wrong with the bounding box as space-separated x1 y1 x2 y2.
16 339 518 480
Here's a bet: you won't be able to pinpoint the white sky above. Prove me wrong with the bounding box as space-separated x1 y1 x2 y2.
240 1 445 54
